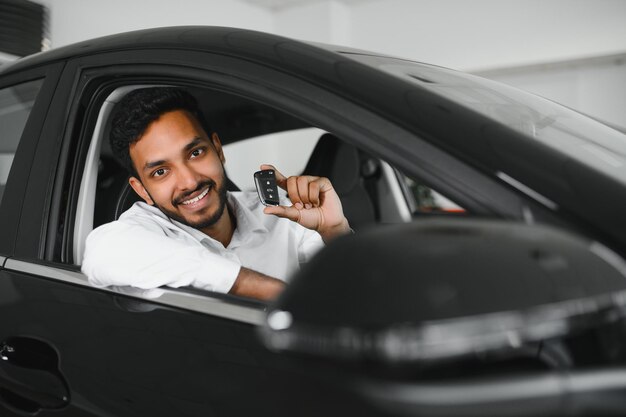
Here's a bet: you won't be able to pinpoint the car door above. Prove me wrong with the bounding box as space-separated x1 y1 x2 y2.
0 63 67 413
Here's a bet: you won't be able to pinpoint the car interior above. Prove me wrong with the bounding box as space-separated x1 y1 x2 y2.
73 84 464 291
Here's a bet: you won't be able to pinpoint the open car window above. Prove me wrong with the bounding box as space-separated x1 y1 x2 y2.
222 128 321 191
72 83 467 302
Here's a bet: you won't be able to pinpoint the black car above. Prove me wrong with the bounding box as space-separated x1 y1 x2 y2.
2 26 626 417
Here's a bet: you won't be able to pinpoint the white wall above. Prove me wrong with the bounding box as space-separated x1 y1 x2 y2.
349 0 626 72
274 0 351 45
33 0 626 72
36 0 273 48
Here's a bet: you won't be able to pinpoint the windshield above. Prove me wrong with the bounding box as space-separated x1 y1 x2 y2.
343 53 626 183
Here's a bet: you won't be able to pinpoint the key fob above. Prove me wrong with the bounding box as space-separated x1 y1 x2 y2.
254 169 280 206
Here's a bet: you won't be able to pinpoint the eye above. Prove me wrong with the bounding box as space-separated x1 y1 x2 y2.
152 168 167 178
190 147 205 159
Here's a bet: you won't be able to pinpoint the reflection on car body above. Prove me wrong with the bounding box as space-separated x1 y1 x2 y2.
0 26 626 416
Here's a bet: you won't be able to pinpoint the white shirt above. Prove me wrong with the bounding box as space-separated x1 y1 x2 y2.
82 191 324 294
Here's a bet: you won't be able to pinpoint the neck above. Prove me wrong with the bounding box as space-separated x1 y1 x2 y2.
201 204 236 248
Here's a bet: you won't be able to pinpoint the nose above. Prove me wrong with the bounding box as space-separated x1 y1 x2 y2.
177 164 200 192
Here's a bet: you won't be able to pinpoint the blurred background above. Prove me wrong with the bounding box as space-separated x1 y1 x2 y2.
1 0 624 130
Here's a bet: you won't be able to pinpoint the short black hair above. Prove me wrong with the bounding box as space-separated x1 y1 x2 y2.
109 87 211 176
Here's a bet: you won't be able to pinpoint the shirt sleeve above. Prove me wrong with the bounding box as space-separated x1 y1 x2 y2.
297 227 325 264
81 220 240 294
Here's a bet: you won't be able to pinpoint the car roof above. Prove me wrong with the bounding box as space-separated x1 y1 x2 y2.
0 26 344 75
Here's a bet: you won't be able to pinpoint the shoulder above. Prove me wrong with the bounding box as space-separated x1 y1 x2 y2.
89 202 172 240
118 201 167 222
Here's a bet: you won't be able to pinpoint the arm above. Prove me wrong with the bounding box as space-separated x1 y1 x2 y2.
229 267 286 301
83 220 241 293
82 219 286 301
261 164 352 243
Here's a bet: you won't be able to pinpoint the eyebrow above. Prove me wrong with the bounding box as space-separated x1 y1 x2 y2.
183 137 204 152
143 159 167 171
142 136 204 172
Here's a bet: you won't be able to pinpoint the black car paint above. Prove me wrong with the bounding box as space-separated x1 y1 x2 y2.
0 270 385 416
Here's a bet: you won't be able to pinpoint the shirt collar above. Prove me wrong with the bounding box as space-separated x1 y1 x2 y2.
138 192 268 246
227 192 268 236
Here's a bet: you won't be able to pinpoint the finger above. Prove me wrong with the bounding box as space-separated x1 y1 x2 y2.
263 205 301 223
308 180 321 207
297 176 312 207
261 164 288 191
286 176 303 208
316 176 333 193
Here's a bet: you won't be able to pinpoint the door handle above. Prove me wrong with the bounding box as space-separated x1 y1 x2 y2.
0 337 70 414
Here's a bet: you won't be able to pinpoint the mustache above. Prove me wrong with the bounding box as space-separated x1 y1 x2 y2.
172 179 216 206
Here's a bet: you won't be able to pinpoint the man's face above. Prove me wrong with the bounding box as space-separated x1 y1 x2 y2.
128 109 228 231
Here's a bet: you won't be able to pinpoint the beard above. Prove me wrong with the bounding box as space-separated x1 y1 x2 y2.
150 178 229 231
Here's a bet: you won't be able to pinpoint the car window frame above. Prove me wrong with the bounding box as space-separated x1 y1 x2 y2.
53 68 498 264
9 48 541 322
0 62 63 258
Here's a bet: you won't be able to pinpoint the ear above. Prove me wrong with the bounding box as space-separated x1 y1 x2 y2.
129 176 154 205
211 132 225 164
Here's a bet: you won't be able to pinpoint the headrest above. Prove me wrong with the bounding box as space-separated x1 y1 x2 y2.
303 133 361 195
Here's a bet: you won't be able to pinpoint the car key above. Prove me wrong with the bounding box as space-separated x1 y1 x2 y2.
254 169 280 206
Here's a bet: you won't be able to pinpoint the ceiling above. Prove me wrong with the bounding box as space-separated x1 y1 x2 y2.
241 0 376 10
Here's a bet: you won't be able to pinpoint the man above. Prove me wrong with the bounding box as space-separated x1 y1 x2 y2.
82 87 351 301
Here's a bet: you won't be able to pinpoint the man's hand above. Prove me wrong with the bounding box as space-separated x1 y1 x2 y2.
261 164 351 243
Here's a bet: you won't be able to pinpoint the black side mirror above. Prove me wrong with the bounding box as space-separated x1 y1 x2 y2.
260 219 626 363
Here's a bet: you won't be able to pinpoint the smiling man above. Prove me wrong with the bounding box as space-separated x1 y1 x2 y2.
82 87 351 301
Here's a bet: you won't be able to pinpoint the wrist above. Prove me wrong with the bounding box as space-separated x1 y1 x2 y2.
318 218 351 243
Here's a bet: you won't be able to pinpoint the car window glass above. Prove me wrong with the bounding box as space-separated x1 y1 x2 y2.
0 78 43 205
344 53 626 183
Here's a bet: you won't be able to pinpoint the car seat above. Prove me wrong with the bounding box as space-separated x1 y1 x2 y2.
302 133 379 230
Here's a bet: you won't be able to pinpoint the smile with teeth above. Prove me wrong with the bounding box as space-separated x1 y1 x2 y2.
181 186 210 205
